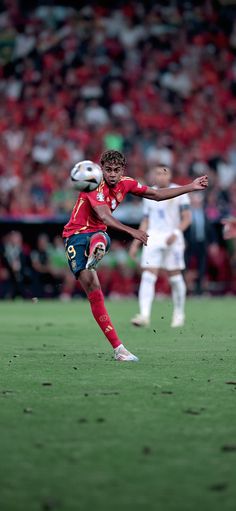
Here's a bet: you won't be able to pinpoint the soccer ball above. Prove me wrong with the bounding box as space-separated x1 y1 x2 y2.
70 160 103 192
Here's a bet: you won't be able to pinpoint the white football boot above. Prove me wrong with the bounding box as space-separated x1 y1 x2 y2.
114 344 139 362
86 242 106 270
171 312 185 328
131 314 150 327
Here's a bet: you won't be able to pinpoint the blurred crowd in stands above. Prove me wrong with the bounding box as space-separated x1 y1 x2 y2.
0 222 235 299
0 0 236 297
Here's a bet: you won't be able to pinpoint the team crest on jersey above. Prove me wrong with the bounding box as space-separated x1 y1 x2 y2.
116 192 123 202
137 182 142 188
111 199 117 210
96 192 105 202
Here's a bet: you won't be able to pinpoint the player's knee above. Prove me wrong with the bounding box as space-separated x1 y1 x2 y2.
78 271 101 295
168 270 181 278
142 270 157 283
86 281 101 295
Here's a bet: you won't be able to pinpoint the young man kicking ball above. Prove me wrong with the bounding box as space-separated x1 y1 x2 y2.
130 165 191 328
63 150 208 362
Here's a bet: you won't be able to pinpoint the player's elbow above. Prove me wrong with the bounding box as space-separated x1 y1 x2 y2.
143 189 161 201
185 211 192 228
181 210 192 230
153 191 162 201
184 219 192 230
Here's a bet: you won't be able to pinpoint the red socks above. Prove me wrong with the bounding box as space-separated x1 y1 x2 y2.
88 289 121 349
87 236 120 349
89 232 107 255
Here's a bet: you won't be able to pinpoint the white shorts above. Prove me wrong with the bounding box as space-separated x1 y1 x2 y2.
141 242 185 271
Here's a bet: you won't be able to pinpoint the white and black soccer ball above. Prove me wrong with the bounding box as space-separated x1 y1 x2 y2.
70 160 103 192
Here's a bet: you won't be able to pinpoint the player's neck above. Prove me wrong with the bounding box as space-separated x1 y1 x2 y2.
105 180 119 188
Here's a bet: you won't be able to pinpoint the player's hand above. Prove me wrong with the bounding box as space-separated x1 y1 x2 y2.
222 217 236 240
192 175 208 190
166 233 177 246
131 229 149 245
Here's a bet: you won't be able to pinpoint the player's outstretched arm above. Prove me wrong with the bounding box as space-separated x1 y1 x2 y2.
142 176 208 202
94 204 149 245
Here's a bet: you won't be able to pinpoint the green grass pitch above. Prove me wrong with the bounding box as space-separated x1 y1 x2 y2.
1 297 236 511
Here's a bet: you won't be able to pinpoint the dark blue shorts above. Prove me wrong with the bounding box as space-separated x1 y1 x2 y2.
63 231 111 279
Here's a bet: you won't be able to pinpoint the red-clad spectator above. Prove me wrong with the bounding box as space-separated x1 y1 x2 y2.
0 1 236 296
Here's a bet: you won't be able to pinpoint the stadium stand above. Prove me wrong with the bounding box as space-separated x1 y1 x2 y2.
0 0 236 297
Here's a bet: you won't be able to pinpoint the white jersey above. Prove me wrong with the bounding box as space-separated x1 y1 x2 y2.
143 184 190 248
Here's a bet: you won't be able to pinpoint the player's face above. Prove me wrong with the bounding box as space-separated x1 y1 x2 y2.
102 162 124 187
154 167 171 188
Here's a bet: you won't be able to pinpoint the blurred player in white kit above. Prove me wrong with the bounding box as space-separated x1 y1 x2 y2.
129 165 192 328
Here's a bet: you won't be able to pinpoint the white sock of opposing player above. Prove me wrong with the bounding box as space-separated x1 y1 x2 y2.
139 270 157 319
169 274 186 317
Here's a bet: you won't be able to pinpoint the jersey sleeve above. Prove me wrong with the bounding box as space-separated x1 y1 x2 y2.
85 190 107 208
179 192 191 210
124 178 148 196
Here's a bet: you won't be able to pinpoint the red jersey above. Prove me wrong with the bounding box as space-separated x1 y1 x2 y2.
63 177 148 238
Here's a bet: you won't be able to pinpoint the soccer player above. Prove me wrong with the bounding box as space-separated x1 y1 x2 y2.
63 150 208 362
130 165 191 328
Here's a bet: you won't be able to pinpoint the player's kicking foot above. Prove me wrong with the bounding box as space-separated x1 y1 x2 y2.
86 242 106 270
171 312 185 328
131 314 150 327
114 344 139 362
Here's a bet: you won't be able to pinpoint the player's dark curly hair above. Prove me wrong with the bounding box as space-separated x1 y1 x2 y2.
100 150 127 168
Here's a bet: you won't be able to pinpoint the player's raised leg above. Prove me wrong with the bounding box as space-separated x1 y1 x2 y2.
168 270 186 327
78 269 139 361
